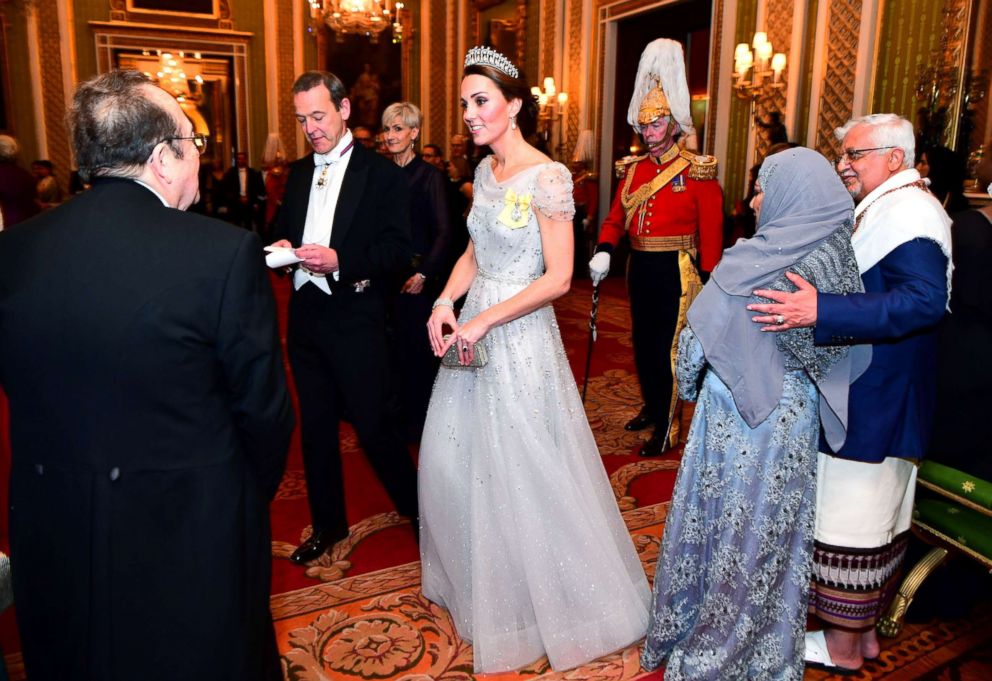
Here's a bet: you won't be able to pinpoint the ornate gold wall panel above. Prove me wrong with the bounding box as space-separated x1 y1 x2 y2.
814 0 861 158
724 0 758 208
422 2 446 150
754 0 793 160
36 0 71 184
565 0 582 159
970 0 991 154
275 0 296 154
794 0 818 145
870 0 943 121
704 0 725 156
541 0 555 83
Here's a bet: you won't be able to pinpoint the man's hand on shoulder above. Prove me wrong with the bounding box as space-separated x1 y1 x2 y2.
747 272 818 332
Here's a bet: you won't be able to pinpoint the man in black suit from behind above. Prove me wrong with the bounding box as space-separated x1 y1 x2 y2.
271 71 419 564
222 150 267 234
0 70 294 681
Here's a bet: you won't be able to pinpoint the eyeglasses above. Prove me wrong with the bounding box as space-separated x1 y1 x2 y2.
834 146 895 166
163 133 209 156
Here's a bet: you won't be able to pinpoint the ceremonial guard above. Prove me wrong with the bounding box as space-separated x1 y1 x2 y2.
589 38 723 457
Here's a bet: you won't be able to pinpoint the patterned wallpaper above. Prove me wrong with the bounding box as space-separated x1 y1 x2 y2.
724 0 759 208
754 0 793 160
814 0 862 158
870 0 943 121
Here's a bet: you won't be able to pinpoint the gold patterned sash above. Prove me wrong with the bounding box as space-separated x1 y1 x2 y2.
621 156 691 231
661 249 703 449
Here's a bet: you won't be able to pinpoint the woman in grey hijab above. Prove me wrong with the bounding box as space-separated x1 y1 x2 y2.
641 147 870 680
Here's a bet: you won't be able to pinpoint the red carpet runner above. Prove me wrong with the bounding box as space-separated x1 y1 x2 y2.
2 276 991 679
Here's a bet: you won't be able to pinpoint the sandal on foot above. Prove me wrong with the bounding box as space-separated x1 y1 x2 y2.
804 630 861 676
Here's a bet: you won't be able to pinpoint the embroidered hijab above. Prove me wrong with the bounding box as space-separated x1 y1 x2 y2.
687 147 870 448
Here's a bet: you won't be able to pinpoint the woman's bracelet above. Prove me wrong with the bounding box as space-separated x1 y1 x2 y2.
432 298 454 310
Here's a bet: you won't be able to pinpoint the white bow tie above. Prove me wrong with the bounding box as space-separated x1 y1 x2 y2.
314 152 336 166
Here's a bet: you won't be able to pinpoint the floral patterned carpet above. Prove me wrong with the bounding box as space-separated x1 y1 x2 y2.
2 277 991 679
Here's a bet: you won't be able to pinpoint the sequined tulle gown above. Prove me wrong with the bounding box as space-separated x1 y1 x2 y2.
419 159 651 673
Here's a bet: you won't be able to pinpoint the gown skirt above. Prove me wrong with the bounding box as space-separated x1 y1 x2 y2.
419 268 651 673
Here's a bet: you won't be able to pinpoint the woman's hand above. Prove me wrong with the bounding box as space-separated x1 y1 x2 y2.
451 313 492 365
427 305 458 357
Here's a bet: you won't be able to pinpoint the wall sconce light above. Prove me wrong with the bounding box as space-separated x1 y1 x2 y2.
532 77 568 160
733 32 786 100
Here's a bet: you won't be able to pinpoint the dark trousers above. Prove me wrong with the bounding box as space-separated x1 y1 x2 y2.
627 250 683 423
287 283 418 537
390 291 439 443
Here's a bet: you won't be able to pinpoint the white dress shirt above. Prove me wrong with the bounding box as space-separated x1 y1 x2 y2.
295 130 354 294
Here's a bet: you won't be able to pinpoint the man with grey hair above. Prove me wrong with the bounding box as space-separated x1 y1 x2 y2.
747 113 951 673
0 70 294 680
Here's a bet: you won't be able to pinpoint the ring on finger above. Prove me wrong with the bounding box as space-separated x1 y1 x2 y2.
774 314 785 325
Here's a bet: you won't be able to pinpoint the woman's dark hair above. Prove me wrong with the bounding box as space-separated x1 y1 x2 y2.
463 63 539 139
69 70 184 182
923 144 968 212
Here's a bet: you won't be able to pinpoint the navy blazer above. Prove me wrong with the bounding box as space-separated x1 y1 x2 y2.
815 238 948 462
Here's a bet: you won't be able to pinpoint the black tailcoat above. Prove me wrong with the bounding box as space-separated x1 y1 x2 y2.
0 178 294 681
273 143 418 537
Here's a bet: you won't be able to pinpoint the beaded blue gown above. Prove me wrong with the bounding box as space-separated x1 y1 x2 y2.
642 327 818 680
419 158 651 674
642 215 865 679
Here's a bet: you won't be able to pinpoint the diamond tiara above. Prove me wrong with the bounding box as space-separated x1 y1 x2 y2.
464 46 519 79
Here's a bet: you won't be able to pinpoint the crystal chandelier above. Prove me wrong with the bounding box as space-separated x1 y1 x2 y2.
308 0 406 43
151 51 204 104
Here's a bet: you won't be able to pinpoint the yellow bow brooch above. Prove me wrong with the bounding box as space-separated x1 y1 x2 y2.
497 189 532 229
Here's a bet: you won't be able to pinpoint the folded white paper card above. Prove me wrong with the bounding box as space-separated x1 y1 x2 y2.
264 246 302 269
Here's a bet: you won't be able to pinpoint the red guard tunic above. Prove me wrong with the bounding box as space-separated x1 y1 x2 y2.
595 144 723 449
598 147 723 268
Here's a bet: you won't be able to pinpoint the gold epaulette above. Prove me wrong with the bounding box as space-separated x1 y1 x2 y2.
680 150 718 180
614 154 647 179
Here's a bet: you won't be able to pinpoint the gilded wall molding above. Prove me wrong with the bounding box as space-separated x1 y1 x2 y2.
0 3 12 134
704 0 725 156
109 0 234 30
91 21 253 156
36 0 70 178
564 0 582 159
753 0 792 160
814 0 861 157
276 0 296 157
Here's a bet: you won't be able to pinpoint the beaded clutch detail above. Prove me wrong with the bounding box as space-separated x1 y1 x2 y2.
464 46 519 79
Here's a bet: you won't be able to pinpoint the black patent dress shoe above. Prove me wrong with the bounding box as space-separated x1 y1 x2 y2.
638 432 665 458
290 529 346 565
625 408 656 432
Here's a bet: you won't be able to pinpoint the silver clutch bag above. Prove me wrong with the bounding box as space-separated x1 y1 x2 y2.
441 335 488 368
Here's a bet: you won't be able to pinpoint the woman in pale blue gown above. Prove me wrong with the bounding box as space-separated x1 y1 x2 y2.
419 48 651 674
642 148 871 680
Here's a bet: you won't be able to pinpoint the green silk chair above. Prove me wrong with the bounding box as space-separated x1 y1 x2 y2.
879 460 992 636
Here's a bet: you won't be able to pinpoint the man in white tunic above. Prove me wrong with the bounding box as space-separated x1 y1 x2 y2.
747 113 952 674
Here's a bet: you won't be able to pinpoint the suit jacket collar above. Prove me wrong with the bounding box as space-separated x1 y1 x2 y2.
329 142 371 249
89 176 173 207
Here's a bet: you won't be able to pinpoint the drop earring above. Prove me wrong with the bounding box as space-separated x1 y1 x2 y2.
510 115 517 130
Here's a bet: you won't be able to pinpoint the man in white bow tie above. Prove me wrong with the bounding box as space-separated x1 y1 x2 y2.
270 71 418 565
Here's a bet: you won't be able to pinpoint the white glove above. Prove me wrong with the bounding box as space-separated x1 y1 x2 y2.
588 252 611 285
